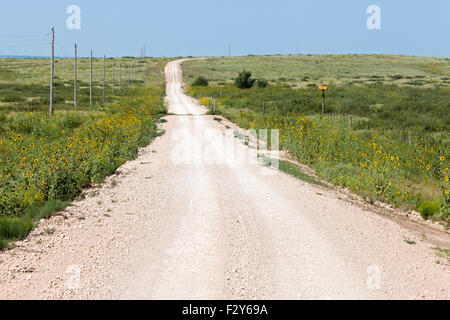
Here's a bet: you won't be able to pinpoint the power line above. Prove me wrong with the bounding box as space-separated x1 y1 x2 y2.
0 33 49 38
55 39 68 57
0 43 50 49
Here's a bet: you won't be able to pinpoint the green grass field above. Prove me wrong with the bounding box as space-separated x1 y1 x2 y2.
184 55 450 88
0 57 168 114
0 56 170 249
184 54 450 222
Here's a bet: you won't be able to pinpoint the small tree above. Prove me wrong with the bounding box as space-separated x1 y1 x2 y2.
235 70 256 89
192 76 209 86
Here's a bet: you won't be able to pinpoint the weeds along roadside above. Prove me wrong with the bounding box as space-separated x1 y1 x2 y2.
189 85 449 223
0 86 167 250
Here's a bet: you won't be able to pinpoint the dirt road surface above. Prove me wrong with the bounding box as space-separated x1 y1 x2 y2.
0 60 449 300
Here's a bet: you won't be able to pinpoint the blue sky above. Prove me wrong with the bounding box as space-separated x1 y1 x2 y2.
0 0 448 58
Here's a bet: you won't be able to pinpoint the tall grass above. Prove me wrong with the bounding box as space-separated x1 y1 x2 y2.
0 88 166 249
190 84 449 221
0 57 170 249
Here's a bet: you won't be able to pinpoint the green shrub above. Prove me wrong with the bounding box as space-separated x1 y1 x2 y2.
192 76 209 87
0 216 33 249
1 95 25 103
235 70 255 89
416 201 441 220
0 200 69 250
25 200 70 220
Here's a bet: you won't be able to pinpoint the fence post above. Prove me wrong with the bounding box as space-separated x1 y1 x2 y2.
49 27 55 115
321 90 325 118
103 55 106 105
90 50 93 106
112 59 114 94
74 43 77 108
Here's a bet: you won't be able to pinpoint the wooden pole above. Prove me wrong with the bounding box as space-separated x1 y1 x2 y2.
112 59 114 94
74 43 77 108
103 55 106 105
49 27 55 115
321 89 325 118
90 50 93 106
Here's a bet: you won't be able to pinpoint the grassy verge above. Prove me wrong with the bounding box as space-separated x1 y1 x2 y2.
183 55 450 89
259 154 327 188
184 55 449 222
0 200 69 249
278 160 328 188
0 57 170 250
0 88 166 250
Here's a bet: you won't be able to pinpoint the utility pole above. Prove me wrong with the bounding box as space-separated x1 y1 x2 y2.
49 27 55 115
128 64 131 88
228 44 231 57
103 55 106 105
90 50 93 106
124 65 127 91
74 44 77 108
112 59 114 94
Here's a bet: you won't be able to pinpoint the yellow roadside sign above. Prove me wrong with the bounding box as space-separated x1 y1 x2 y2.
319 86 328 117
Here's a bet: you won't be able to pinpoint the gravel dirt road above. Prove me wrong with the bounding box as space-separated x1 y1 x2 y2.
0 60 449 300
